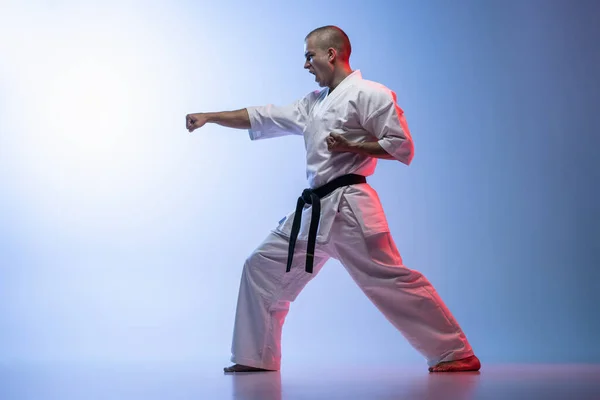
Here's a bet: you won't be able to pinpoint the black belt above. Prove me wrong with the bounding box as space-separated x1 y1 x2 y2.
286 174 367 273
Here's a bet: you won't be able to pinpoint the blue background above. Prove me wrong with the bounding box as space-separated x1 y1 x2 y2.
0 0 598 369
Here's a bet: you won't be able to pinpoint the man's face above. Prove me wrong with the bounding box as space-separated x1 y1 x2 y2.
304 35 333 88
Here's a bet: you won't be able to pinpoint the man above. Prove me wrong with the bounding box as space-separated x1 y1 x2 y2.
185 26 480 373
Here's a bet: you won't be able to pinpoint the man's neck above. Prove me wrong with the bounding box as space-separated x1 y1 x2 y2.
328 66 354 93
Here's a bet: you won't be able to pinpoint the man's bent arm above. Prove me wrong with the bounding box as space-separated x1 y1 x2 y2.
347 142 396 160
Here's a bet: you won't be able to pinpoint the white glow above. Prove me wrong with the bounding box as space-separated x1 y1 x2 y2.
0 2 202 237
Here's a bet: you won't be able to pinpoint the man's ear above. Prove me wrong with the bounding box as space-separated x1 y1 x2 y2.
328 48 337 63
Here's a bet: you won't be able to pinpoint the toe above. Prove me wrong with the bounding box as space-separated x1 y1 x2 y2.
223 365 236 373
429 364 452 372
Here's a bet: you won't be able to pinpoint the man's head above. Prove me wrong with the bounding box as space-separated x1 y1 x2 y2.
304 26 352 88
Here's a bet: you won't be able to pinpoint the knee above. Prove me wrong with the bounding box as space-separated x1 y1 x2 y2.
243 250 262 276
365 233 403 266
242 248 282 288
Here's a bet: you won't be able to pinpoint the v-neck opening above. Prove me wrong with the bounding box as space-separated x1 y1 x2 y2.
313 70 362 116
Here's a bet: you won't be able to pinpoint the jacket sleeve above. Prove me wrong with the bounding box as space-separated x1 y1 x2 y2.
360 89 414 165
247 91 320 140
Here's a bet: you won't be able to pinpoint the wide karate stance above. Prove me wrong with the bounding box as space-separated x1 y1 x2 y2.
186 26 480 373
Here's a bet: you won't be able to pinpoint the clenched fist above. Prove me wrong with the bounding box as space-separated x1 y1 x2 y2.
186 113 208 133
326 132 353 152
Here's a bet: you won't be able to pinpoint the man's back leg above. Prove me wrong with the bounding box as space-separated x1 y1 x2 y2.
331 200 479 372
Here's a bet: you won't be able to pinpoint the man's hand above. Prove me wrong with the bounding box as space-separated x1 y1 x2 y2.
326 132 353 152
185 109 251 131
186 113 209 133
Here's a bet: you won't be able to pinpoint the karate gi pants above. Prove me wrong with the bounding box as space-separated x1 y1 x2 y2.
230 196 474 370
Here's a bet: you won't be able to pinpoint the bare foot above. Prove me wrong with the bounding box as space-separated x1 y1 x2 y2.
223 364 273 373
429 355 481 372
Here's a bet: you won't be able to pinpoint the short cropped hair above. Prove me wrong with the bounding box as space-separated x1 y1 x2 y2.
305 25 352 62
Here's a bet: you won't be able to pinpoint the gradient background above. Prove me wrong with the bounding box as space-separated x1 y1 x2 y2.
0 0 598 370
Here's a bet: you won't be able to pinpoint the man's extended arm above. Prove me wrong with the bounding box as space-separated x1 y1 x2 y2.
186 109 250 132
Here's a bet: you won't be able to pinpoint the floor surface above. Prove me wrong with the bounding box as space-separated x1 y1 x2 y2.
1 362 598 399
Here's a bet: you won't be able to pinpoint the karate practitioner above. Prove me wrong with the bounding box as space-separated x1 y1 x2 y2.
185 26 480 373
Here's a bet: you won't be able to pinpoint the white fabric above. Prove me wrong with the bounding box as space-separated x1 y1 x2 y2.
231 195 474 370
232 70 473 369
246 70 413 244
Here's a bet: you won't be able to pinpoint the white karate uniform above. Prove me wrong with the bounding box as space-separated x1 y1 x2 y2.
230 70 473 369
